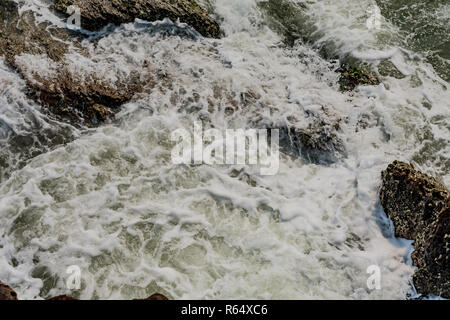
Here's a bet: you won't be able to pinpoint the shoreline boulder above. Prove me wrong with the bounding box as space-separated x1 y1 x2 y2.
380 161 449 298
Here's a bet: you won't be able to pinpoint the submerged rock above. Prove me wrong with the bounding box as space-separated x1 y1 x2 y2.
0 281 18 300
377 60 406 79
338 64 380 91
277 106 347 164
380 161 450 298
53 0 221 38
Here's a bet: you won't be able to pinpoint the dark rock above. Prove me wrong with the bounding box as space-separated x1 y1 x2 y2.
134 293 169 300
53 0 221 38
380 161 449 239
0 281 18 300
380 161 450 298
21 67 146 126
48 295 78 300
338 64 380 91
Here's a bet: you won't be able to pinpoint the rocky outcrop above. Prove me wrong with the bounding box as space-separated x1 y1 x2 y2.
0 281 18 300
53 0 221 38
380 161 450 298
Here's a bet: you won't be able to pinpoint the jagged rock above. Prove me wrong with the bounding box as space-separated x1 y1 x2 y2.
0 281 18 300
53 0 221 38
380 161 450 298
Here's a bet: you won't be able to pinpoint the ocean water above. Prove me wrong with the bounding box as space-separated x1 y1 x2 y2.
0 0 448 299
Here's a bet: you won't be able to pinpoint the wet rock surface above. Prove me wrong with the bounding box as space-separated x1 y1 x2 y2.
19 64 147 126
0 0 72 65
380 161 450 298
0 281 18 300
53 0 222 38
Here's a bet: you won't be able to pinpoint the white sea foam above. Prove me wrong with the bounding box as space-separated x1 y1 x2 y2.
0 0 448 299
